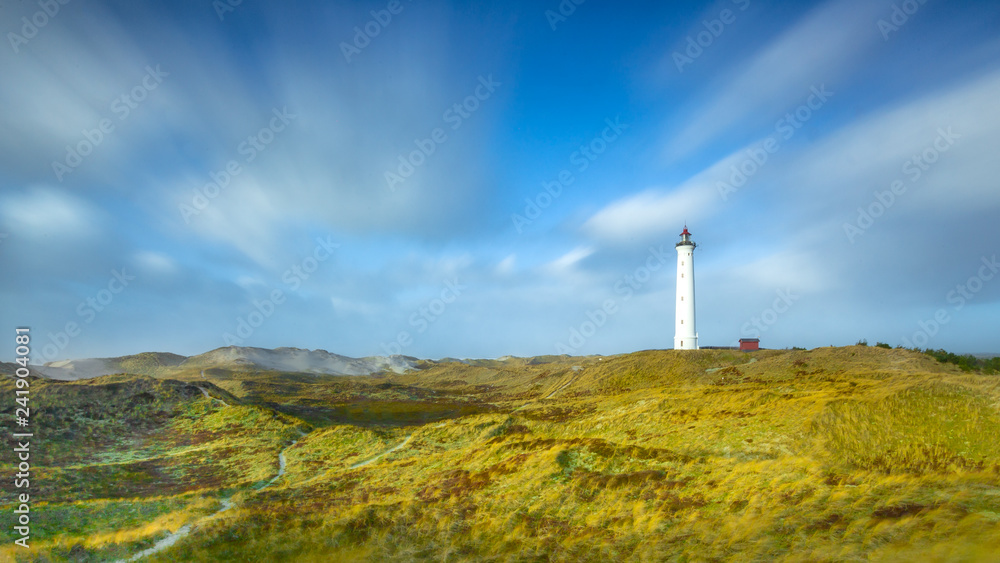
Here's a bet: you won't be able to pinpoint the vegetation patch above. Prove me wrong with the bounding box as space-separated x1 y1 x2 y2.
4 347 1000 561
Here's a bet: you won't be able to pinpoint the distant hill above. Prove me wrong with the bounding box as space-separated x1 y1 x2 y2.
30 352 186 380
970 352 1000 359
32 357 118 380
114 351 187 372
0 361 46 378
183 346 418 375
29 346 417 380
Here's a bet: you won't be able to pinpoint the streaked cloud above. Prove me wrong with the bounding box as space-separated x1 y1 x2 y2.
1 0 997 359
0 186 103 240
663 0 887 161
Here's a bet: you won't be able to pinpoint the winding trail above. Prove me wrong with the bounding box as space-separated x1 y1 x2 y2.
350 435 413 469
117 525 191 563
544 372 579 399
260 433 305 489
510 370 582 414
195 386 229 407
114 431 305 562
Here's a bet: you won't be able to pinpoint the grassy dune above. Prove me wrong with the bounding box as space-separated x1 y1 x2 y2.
2 347 1000 561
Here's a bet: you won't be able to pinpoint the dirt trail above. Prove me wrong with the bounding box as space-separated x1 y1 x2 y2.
116 525 191 563
544 372 579 399
115 432 305 562
510 369 582 415
195 386 229 407
260 437 301 489
350 435 412 469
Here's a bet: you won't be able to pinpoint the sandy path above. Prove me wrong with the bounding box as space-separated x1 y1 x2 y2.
115 432 305 562
544 373 579 399
260 438 300 489
350 435 412 469
195 386 229 407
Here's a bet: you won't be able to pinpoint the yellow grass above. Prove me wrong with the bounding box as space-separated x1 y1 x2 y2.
3 346 999 561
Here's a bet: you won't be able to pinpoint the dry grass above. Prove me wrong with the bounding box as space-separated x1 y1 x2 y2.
2 346 999 561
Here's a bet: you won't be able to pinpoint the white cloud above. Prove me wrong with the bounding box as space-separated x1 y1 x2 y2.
0 186 102 240
581 141 762 243
546 246 594 273
133 251 177 275
235 276 267 290
582 187 712 243
728 250 832 294
331 296 380 317
497 254 516 275
775 68 1000 210
180 178 287 269
664 0 886 160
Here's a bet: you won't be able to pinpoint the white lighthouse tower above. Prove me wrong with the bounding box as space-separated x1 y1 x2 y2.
674 226 698 350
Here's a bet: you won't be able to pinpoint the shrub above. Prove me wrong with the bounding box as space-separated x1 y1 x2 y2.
875 342 891 349
922 348 1000 374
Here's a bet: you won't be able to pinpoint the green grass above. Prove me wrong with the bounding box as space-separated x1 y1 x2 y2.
3 347 1000 561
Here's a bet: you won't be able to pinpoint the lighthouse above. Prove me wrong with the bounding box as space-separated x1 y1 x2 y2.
674 226 698 350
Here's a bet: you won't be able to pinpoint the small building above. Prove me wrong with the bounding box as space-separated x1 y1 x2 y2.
739 338 760 352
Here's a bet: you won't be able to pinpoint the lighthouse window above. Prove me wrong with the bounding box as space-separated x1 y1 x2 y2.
681 273 684 278
681 296 684 301
681 261 684 265
681 320 684 324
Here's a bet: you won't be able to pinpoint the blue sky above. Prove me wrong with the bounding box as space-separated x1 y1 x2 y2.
1 0 999 362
